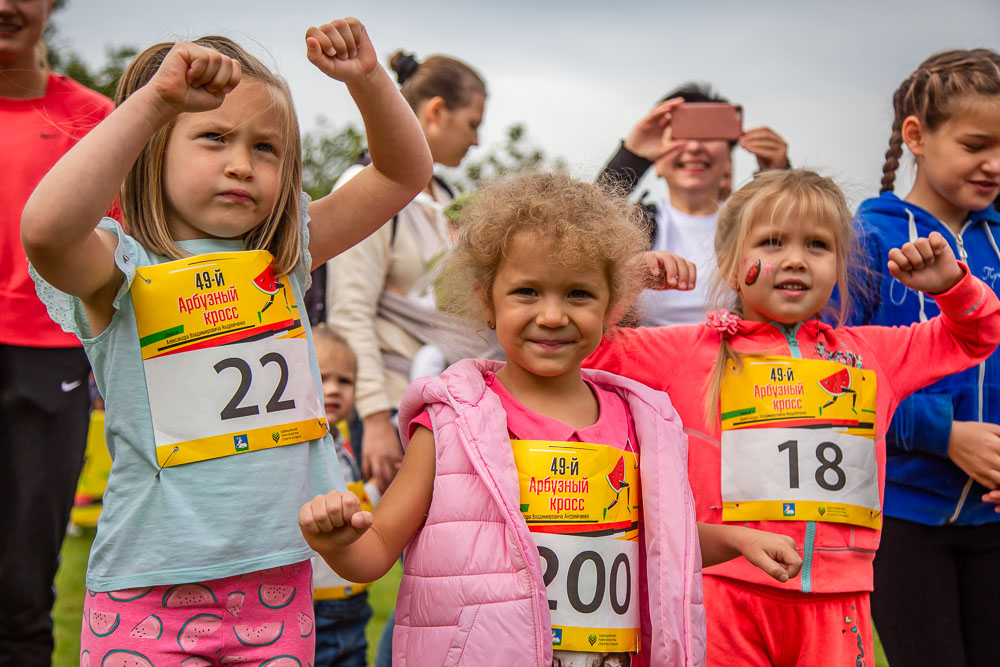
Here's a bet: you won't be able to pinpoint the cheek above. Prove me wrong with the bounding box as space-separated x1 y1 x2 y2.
743 259 762 286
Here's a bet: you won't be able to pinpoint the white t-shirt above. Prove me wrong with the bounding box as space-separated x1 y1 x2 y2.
636 200 720 326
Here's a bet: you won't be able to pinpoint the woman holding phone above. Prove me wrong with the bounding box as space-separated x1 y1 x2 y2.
598 83 790 326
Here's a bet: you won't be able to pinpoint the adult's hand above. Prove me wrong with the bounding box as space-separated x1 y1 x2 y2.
740 126 789 171
362 411 403 493
624 98 685 161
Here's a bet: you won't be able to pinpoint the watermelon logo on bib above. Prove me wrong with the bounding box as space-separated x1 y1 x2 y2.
603 455 631 517
818 368 856 415
251 261 285 319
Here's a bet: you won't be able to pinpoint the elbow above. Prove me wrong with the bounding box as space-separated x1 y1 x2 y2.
20 201 55 262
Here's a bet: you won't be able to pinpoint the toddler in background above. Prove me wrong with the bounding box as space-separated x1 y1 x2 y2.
311 324 379 666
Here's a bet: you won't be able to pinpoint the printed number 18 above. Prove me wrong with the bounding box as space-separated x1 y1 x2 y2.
777 440 846 492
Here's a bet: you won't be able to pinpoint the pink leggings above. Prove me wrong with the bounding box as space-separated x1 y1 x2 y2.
80 561 314 667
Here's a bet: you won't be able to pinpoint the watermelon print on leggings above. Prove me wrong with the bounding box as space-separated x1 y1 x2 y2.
79 561 314 666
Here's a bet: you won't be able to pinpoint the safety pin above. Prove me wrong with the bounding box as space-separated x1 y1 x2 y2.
154 447 179 479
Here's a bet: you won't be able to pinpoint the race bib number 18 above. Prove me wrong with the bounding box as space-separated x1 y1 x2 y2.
720 356 881 529
131 251 327 468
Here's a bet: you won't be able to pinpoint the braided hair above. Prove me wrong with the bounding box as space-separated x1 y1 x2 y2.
881 49 1000 194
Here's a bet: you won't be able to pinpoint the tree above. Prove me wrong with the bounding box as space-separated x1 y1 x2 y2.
301 118 366 200
455 123 566 193
43 1 136 99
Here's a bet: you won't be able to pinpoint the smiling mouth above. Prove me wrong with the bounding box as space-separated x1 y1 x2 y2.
679 161 709 170
775 281 808 291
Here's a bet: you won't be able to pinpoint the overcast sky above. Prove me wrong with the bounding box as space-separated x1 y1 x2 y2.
51 0 1000 208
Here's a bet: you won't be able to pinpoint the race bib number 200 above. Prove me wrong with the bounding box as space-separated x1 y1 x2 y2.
513 439 640 654
131 251 326 468
720 355 881 529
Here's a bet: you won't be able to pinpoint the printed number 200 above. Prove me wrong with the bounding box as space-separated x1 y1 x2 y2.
537 547 630 615
777 440 846 491
214 353 296 420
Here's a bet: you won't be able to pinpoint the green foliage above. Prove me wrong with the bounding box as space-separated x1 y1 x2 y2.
44 2 136 99
456 123 565 193
301 117 367 200
57 46 137 99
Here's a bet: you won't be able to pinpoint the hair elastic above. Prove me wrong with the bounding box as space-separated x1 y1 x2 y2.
394 52 419 85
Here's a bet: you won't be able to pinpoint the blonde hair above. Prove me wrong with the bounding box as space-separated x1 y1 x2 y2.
705 169 859 417
442 171 648 327
114 36 303 276
881 48 1000 194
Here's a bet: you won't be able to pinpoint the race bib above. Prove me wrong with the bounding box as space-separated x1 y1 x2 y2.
513 440 640 653
131 251 327 468
720 355 880 529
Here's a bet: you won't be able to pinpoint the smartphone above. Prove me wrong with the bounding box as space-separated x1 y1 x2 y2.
671 103 743 141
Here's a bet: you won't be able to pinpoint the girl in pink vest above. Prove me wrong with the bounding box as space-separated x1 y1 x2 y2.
301 172 802 666
585 169 1000 666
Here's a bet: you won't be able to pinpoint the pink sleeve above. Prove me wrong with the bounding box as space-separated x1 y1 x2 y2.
407 410 433 440
854 263 1000 401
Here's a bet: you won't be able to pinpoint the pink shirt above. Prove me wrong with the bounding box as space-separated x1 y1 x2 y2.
410 372 637 446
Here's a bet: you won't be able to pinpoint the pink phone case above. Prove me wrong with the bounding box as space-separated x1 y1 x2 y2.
671 103 743 141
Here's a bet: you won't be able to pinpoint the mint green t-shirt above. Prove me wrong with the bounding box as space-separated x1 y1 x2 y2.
33 194 346 591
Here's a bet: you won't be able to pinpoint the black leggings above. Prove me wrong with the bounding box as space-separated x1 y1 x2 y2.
871 515 1000 667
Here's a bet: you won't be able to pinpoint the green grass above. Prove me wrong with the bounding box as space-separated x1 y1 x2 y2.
53 533 885 666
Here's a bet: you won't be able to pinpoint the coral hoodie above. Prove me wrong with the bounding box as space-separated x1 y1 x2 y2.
586 266 1000 593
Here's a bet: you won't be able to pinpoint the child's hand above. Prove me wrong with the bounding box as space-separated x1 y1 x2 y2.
738 529 803 583
298 490 373 553
149 41 241 115
949 421 1000 491
887 231 964 294
636 250 697 290
305 17 378 83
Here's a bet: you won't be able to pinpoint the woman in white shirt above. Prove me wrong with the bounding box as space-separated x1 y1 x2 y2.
599 83 790 326
326 50 487 492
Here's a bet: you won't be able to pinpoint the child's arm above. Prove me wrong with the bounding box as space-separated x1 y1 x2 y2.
299 423 435 582
303 18 433 267
698 523 802 583
861 231 1000 399
21 43 242 331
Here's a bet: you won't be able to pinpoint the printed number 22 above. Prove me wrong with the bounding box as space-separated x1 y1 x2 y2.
214 353 296 420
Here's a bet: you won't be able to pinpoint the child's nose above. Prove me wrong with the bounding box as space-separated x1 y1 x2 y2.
536 300 569 327
225 147 254 180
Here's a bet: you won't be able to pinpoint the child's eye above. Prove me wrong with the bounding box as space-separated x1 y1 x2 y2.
201 132 224 142
962 143 985 152
255 142 277 154
809 239 830 250
568 289 593 299
513 287 536 297
759 237 780 247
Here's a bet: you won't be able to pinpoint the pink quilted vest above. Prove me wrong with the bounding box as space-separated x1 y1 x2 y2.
394 359 706 666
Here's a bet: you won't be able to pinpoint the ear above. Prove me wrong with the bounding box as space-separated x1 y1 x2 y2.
901 115 927 157
421 96 447 127
475 283 495 326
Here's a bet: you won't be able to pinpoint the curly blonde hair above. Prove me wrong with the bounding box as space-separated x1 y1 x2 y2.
440 171 649 327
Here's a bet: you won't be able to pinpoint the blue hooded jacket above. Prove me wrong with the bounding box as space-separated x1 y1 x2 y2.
852 192 1000 526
